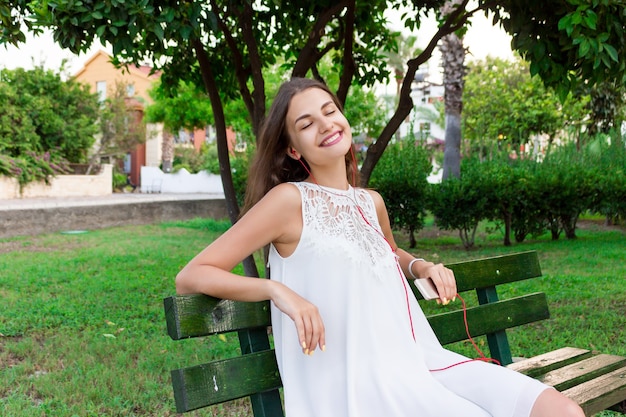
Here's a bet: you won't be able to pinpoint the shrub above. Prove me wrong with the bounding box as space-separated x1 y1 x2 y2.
370 141 431 248
0 66 99 187
428 156 492 249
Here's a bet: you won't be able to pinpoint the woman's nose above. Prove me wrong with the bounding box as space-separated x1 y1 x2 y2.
319 119 333 133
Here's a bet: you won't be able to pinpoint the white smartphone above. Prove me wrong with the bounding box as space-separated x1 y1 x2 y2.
413 277 439 300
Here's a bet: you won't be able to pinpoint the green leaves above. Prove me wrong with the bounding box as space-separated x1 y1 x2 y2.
497 0 626 93
0 66 99 168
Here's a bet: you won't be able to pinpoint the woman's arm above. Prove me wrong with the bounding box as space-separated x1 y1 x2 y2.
175 183 325 354
368 189 457 303
176 183 296 299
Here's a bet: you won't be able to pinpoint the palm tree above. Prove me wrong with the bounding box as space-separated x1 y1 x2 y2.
439 0 467 179
385 34 421 140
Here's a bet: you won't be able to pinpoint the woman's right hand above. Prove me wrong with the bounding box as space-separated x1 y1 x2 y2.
269 281 325 355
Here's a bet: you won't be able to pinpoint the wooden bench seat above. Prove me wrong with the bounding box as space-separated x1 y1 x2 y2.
163 250 626 416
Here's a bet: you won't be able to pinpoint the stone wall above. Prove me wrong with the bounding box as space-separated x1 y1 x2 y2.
0 164 113 199
0 196 228 238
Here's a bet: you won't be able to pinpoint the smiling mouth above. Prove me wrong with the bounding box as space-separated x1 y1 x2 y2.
320 131 342 147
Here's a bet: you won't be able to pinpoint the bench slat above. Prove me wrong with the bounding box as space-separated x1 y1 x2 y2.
507 347 592 377
538 354 626 391
562 366 626 416
171 350 282 413
164 294 270 340
447 250 541 292
429 293 549 346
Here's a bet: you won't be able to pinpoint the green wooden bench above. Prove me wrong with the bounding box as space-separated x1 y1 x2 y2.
163 251 626 416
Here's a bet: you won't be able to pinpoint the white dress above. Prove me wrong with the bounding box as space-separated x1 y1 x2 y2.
269 182 549 417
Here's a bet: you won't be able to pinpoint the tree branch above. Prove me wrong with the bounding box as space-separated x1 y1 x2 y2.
292 1 349 77
336 0 356 105
359 0 475 186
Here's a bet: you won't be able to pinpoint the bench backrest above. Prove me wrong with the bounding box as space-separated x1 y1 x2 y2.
164 250 549 414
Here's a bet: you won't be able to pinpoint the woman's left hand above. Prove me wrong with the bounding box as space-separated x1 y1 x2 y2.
424 263 457 305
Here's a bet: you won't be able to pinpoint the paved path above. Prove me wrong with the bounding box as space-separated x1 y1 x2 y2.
0 192 224 211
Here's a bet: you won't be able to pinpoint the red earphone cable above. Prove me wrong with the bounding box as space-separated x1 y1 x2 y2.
295 157 497 370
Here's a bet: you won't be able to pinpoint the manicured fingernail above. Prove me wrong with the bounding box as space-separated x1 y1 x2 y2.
322 345 326 352
301 341 306 349
452 297 456 303
309 350 314 356
442 297 448 304
304 349 309 355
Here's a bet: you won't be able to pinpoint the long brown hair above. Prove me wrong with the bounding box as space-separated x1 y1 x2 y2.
242 77 359 215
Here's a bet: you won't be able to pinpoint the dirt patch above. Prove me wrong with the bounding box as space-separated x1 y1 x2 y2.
0 235 86 254
0 335 25 368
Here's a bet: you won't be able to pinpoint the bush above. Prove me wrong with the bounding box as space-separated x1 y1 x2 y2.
428 156 492 249
0 66 99 186
0 149 71 188
231 144 254 208
425 136 626 248
585 132 626 225
370 141 431 248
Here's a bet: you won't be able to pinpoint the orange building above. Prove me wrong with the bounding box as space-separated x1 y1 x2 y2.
74 50 236 187
73 50 163 187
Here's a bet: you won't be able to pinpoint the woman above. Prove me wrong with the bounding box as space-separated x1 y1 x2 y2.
176 77 584 417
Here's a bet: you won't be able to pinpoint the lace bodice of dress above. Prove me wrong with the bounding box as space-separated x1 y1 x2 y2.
294 182 397 280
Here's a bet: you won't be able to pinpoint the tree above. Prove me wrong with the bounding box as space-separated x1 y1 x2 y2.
463 57 586 157
6 1 626 222
439 0 467 180
90 80 146 172
145 80 214 171
0 66 99 163
585 79 626 138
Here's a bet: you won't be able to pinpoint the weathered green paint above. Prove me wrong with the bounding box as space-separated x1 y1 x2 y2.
171 350 281 413
428 293 549 347
164 294 270 340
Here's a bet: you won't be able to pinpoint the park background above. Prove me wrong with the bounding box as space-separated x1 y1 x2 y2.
1 1 626 416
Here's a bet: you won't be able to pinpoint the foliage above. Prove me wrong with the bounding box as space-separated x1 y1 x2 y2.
428 157 493 249
586 132 626 224
5 0 626 211
230 143 255 208
94 80 147 167
584 79 626 136
145 79 214 133
498 0 626 100
427 133 626 247
0 149 71 187
463 57 586 157
0 66 99 162
0 66 99 186
370 140 432 247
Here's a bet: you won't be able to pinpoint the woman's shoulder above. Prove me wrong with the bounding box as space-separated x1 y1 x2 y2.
261 182 302 207
363 188 385 206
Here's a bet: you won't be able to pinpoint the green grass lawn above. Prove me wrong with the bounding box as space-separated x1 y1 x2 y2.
0 216 624 416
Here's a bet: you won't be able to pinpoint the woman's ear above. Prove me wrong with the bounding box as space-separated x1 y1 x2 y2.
287 148 300 160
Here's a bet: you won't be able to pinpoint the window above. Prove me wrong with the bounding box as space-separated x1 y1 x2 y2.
96 81 107 102
126 84 135 97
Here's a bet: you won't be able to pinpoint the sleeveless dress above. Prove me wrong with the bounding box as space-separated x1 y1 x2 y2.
268 182 550 417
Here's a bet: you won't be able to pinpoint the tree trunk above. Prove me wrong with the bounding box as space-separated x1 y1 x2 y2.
161 130 174 173
440 1 466 180
359 1 471 186
443 113 461 179
193 39 259 278
503 210 512 247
